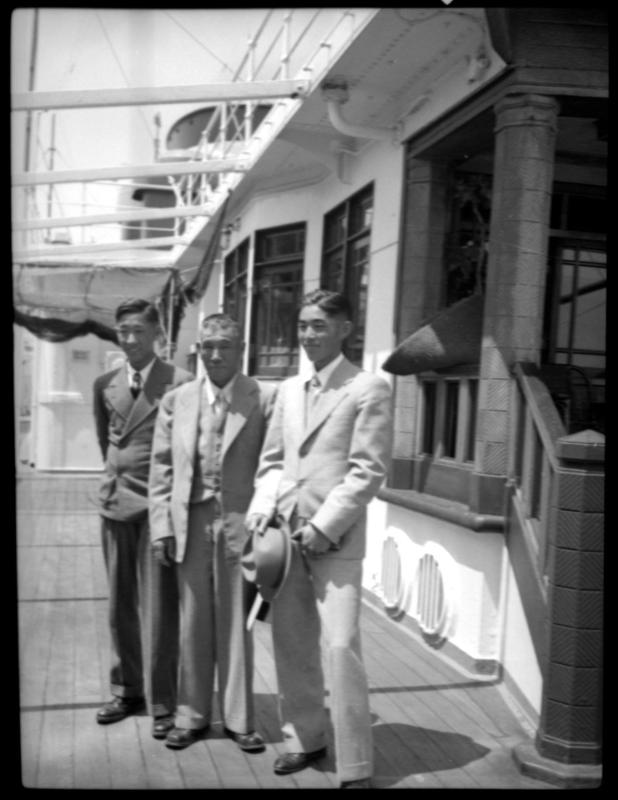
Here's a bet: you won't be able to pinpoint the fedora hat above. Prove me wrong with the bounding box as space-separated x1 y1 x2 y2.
241 521 293 603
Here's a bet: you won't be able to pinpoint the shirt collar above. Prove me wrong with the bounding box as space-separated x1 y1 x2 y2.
311 352 344 388
204 372 238 407
126 357 156 384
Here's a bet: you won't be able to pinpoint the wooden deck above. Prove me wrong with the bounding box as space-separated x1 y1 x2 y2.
16 472 556 790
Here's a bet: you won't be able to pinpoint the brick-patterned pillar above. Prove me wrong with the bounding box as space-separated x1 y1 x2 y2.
473 94 559 512
391 157 449 488
514 431 604 788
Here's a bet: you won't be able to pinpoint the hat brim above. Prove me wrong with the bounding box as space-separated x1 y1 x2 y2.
241 524 293 603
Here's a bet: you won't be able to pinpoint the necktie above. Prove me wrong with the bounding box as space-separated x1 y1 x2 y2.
212 390 229 433
305 374 320 425
130 370 142 399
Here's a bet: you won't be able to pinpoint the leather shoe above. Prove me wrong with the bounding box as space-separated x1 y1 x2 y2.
152 715 175 740
273 747 327 775
224 727 265 753
96 696 145 725
165 726 209 749
340 778 372 789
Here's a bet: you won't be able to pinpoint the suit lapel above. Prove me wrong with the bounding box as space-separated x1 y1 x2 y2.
222 374 257 457
122 358 170 438
178 378 201 457
301 358 359 446
104 367 134 422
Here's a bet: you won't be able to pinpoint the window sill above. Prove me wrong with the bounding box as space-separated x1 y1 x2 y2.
378 487 505 532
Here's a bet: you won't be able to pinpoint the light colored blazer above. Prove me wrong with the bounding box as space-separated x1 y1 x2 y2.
247 356 392 560
93 357 193 522
149 373 277 563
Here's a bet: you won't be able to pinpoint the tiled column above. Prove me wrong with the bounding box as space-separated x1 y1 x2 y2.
391 158 449 487
514 431 604 788
474 94 559 507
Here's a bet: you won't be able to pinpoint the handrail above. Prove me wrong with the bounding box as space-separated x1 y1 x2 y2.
512 362 565 470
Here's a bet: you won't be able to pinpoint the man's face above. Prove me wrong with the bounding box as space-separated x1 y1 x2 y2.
115 311 159 370
297 304 351 372
199 324 243 387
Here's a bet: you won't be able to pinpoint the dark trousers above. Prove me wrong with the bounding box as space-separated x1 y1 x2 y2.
101 515 178 717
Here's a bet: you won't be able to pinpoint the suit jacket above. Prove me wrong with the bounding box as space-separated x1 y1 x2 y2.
247 356 393 560
93 357 194 522
149 373 277 564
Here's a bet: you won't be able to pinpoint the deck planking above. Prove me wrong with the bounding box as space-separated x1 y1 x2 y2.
16 473 555 790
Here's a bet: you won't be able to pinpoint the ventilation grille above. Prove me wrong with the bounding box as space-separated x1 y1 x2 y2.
381 536 403 610
415 552 447 637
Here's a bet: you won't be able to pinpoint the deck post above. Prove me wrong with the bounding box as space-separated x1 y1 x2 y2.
513 430 604 787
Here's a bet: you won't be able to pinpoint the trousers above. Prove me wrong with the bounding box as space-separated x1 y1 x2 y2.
100 515 179 716
175 500 255 733
271 542 372 783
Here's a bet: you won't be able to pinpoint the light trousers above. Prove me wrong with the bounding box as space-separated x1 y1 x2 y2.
175 500 255 732
271 544 373 783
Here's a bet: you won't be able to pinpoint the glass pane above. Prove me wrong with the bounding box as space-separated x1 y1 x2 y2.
572 269 606 353
422 382 437 455
556 263 574 350
465 379 478 462
321 250 345 293
252 262 302 377
443 381 459 458
324 209 346 250
345 236 369 365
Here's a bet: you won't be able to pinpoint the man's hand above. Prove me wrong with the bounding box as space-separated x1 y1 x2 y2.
152 536 176 567
291 523 332 556
245 513 269 536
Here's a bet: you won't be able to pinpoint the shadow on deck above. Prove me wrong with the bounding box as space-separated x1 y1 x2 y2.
16 472 556 790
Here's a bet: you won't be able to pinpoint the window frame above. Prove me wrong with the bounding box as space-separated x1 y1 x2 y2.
321 183 374 366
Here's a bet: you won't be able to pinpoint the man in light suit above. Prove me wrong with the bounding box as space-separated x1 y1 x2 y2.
149 313 276 752
246 289 392 789
93 298 193 738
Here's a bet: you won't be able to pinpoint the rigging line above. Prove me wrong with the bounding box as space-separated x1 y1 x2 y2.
93 10 152 142
162 10 234 75
231 8 274 82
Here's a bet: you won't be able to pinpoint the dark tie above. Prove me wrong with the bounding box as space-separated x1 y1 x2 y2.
130 371 142 399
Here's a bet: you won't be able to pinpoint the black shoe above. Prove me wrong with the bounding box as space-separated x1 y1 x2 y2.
223 727 265 753
96 696 145 725
165 726 209 749
340 778 372 789
152 715 175 740
273 747 327 775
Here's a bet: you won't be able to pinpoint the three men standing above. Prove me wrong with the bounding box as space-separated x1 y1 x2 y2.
149 313 276 752
93 299 193 738
246 289 393 788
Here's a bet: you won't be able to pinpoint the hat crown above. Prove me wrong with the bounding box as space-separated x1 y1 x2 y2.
241 524 292 602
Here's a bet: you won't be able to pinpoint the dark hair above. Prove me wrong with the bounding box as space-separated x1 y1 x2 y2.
201 313 243 339
115 298 160 325
301 289 352 320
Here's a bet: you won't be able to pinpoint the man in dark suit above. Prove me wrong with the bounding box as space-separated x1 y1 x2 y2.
246 290 393 789
93 298 193 739
149 313 275 751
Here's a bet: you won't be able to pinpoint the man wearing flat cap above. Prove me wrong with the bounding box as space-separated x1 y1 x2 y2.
246 289 392 789
149 313 276 752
